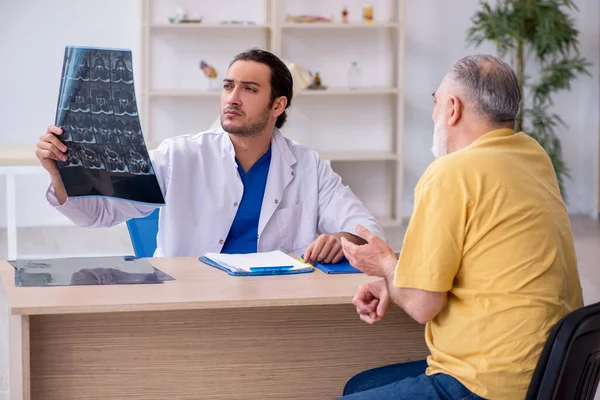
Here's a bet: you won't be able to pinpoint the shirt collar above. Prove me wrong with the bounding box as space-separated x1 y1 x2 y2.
236 146 272 177
475 128 515 142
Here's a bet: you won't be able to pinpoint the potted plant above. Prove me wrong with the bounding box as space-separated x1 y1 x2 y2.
466 0 592 199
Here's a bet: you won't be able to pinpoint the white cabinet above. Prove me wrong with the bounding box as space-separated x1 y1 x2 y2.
140 0 405 227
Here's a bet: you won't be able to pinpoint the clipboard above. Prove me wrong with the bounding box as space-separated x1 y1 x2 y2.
301 256 362 274
199 251 314 277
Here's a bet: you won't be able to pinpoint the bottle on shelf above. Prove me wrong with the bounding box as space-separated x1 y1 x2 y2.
362 4 374 24
341 6 349 24
348 62 361 90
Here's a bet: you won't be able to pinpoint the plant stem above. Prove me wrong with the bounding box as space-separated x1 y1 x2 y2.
515 39 524 132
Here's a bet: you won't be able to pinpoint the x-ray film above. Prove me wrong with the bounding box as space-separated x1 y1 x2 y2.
9 257 174 287
54 46 165 205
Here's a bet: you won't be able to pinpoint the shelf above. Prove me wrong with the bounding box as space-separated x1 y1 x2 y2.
148 90 220 98
149 23 272 30
0 143 37 166
145 141 397 164
299 88 398 96
149 88 398 98
320 152 397 162
146 143 398 164
142 0 405 226
282 22 398 30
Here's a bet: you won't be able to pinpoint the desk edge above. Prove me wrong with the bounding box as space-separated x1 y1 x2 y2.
9 295 356 316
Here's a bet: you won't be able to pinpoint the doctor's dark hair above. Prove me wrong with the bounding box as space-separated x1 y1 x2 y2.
230 48 293 129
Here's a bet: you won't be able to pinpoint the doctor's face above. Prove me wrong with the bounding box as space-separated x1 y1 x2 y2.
220 60 274 137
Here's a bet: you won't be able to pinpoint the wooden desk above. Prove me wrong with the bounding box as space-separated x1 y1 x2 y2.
0 257 429 400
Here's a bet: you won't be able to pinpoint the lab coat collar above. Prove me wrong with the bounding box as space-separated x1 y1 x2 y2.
257 128 297 237
271 128 297 168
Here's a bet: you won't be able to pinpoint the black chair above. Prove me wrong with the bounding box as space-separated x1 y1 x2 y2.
526 301 600 400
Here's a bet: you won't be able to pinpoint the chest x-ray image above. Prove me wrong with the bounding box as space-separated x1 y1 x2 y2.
101 144 129 173
113 83 138 116
115 115 144 146
90 83 114 115
90 49 111 83
112 53 134 83
92 114 118 144
71 113 96 143
54 45 165 206
79 144 106 170
126 145 154 175
69 82 91 113
11 257 171 287
56 143 84 169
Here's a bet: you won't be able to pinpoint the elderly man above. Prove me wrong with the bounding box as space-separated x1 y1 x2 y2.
337 54 583 400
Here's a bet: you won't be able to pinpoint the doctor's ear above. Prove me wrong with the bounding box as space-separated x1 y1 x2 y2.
271 96 287 116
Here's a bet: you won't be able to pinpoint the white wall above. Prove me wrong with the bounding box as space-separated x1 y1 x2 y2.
402 0 600 216
0 0 142 227
0 0 598 228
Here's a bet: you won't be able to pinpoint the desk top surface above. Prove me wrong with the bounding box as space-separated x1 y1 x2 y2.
0 257 377 316
0 143 38 166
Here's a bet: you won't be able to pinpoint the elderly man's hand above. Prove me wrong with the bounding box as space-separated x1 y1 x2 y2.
353 279 390 325
341 225 397 277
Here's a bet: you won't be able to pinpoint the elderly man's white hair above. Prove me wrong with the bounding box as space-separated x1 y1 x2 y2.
447 54 521 123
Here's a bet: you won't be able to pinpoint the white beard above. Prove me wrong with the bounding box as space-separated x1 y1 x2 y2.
431 119 449 159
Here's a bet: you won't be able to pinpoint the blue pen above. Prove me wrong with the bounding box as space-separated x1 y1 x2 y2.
249 265 293 273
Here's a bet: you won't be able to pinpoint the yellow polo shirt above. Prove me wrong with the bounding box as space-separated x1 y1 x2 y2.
395 129 583 399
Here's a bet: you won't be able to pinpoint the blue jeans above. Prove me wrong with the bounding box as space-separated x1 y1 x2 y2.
337 360 485 400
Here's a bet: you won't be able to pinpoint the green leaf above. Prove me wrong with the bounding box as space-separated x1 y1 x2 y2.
532 56 592 105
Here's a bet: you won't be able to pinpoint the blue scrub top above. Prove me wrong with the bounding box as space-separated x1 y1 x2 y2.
221 147 272 254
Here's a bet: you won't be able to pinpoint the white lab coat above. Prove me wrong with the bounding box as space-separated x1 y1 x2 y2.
47 128 386 257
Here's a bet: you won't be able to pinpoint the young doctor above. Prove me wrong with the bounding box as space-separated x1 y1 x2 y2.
36 48 386 261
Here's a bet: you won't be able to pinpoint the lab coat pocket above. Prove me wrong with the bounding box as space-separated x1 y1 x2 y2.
273 202 315 254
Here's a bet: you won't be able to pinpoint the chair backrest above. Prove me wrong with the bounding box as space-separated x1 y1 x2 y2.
125 209 160 258
526 301 600 400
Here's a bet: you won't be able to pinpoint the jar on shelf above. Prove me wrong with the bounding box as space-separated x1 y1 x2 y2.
341 5 349 24
362 4 374 24
348 62 361 90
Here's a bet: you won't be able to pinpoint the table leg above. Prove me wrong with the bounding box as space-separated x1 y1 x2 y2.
5 173 17 261
9 315 29 400
0 284 30 400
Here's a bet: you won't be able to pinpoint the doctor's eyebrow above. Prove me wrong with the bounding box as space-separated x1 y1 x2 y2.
241 80 261 87
223 79 261 87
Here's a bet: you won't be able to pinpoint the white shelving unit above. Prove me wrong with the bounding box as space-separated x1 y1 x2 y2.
150 23 272 30
280 22 399 29
140 0 404 228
